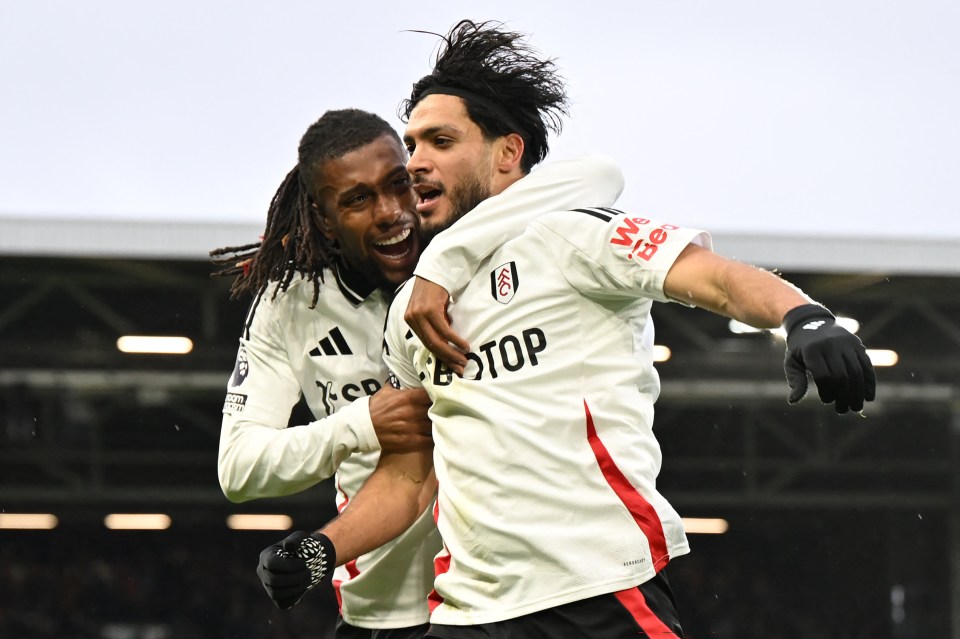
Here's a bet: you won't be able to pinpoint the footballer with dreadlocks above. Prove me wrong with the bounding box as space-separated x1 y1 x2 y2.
212 108 439 639
214 95 625 637
258 19 876 639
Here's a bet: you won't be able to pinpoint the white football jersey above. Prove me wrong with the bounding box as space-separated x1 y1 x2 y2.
219 267 441 628
218 154 625 627
384 205 712 625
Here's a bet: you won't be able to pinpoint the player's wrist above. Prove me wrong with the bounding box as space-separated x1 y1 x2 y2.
277 531 336 590
782 304 835 336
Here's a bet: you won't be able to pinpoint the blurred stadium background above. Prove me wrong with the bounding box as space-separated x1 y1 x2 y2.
0 217 957 638
3 1 959 636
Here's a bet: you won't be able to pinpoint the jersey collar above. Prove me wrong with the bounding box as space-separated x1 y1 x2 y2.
332 260 377 305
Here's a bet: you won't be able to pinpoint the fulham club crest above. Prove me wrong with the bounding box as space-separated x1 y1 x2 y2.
491 261 519 304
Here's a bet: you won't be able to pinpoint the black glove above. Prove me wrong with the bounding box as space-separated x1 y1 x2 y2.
256 530 336 609
783 304 876 414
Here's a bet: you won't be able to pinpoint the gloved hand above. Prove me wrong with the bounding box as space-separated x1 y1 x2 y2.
783 304 876 414
256 530 336 609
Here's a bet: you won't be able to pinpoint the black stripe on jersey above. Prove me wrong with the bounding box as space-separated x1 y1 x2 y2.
572 207 615 223
242 288 266 341
597 206 627 217
329 327 353 355
318 337 337 356
381 278 413 357
333 264 365 306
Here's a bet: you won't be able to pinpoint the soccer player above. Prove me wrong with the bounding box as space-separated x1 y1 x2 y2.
212 108 438 639
215 107 626 637
257 21 877 639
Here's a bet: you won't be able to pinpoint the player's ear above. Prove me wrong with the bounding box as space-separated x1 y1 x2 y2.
311 201 337 242
494 133 524 175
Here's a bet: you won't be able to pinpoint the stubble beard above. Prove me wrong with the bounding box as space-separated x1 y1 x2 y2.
420 171 492 249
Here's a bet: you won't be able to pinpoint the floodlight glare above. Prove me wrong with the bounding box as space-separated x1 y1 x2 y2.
117 336 193 354
653 345 671 362
867 349 898 367
104 513 172 530
226 514 293 531
0 513 59 529
682 517 730 534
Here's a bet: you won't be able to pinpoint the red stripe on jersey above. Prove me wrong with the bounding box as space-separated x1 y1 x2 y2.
335 476 349 513
332 559 362 612
429 551 451 613
332 475 360 611
614 587 680 637
332 579 343 610
584 400 670 571
345 559 360 578
428 496 448 612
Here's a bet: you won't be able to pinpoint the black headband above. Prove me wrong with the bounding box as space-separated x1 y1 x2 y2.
418 85 528 140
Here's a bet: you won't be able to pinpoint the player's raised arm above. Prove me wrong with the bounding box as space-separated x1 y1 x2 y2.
414 154 624 294
662 244 876 414
532 209 876 415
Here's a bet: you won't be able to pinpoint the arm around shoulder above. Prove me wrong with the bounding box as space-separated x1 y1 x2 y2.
413 153 625 293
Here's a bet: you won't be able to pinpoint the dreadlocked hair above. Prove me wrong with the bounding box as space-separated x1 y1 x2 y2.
210 108 401 308
210 164 327 306
400 19 569 173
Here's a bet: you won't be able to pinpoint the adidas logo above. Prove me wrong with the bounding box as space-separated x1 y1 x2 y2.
310 327 353 357
802 320 826 331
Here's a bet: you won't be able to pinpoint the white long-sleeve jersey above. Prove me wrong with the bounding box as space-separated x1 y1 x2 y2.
218 266 441 628
217 154 624 627
384 197 711 625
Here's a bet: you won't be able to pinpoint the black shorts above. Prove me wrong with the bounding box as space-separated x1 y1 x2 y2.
336 619 430 639
425 570 683 639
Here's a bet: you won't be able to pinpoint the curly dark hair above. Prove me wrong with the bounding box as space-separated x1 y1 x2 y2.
211 109 400 307
400 19 569 173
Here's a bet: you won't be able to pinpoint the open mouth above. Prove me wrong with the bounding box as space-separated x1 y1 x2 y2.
373 227 415 260
414 184 443 214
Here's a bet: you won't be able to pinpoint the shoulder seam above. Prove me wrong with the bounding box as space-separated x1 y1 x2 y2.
242 287 266 340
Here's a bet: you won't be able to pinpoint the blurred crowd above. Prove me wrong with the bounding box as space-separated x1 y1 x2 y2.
0 526 903 638
0 528 337 639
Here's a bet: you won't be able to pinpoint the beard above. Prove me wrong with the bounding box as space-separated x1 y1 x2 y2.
420 170 491 249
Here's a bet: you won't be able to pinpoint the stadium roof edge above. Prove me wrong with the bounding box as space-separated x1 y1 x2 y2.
1 216 956 275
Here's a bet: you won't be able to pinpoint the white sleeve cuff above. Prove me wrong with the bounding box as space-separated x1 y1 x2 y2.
344 395 380 453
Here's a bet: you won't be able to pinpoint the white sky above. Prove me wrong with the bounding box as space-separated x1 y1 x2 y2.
1 0 957 240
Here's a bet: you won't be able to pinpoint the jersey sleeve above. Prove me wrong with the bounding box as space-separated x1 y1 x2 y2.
217 288 379 503
413 154 625 295
530 208 713 303
382 285 424 391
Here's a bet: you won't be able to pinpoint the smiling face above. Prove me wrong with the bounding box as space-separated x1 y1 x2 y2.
403 94 505 242
309 134 420 289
